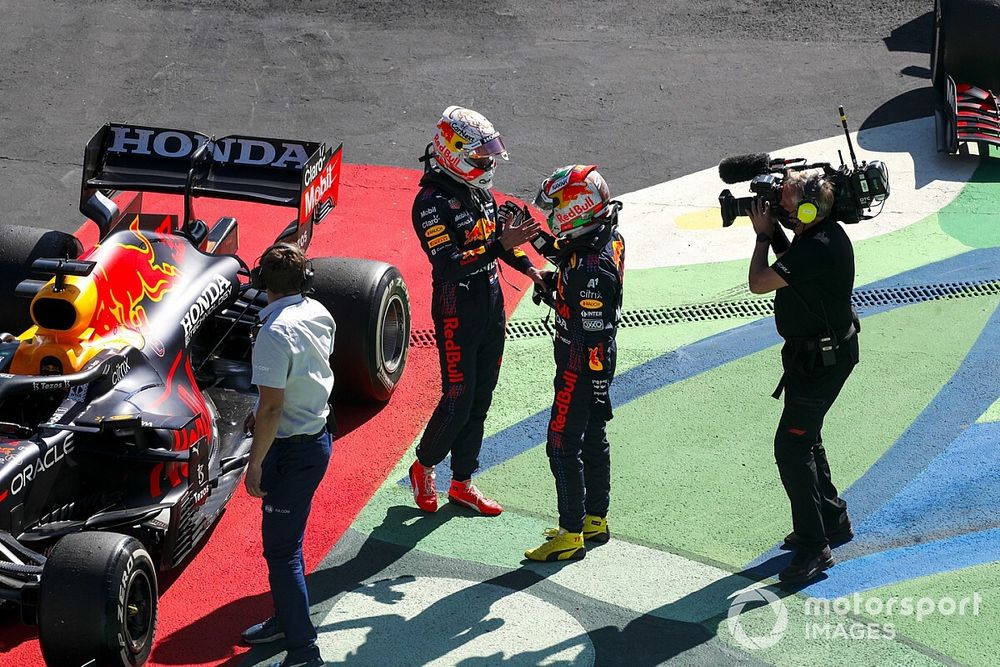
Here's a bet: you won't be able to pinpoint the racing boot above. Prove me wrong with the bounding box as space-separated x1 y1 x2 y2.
409 460 438 513
545 514 610 544
525 528 586 562
447 479 503 516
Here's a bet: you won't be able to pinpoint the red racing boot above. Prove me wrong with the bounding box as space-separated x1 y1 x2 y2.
409 460 438 513
448 479 503 516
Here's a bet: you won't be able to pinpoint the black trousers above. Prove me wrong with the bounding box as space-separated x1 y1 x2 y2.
417 274 505 481
774 335 858 551
546 338 616 533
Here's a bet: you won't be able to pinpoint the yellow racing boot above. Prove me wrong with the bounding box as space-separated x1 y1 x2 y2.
525 528 586 562
544 515 610 544
582 514 610 543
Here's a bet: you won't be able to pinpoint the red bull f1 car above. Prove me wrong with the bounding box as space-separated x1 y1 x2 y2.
932 0 1000 153
0 124 410 666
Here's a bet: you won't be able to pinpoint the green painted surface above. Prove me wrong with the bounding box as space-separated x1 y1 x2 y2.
977 397 1000 424
352 455 554 571
351 155 1000 666
939 159 1000 248
854 561 1000 666
713 591 944 666
485 296 998 566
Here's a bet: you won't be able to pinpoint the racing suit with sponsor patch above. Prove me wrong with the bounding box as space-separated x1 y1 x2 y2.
412 168 534 481
535 222 624 533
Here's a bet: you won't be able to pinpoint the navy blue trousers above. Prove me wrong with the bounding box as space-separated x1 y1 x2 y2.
417 275 505 481
260 431 332 662
546 339 616 533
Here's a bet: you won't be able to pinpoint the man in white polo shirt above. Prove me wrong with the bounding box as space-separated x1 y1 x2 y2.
241 243 333 667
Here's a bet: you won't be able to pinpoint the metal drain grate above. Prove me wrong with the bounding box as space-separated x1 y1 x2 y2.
408 279 1000 348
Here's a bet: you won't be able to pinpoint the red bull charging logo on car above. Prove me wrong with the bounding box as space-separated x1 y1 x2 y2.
90 217 182 336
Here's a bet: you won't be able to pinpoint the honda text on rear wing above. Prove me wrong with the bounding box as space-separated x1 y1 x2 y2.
79 123 341 240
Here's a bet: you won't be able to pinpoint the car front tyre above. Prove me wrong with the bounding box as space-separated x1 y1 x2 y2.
38 531 158 667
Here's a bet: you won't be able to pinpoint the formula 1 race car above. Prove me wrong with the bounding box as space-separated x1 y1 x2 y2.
0 124 410 666
931 0 1000 153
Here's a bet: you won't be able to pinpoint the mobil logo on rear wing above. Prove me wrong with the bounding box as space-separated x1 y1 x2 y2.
299 142 341 226
82 123 343 227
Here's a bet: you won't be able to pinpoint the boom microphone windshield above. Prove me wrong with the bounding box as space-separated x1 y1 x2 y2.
718 153 771 184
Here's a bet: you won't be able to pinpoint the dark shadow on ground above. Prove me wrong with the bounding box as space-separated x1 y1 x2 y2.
859 88 938 131
282 519 804 666
883 11 933 54
331 400 389 439
165 504 456 666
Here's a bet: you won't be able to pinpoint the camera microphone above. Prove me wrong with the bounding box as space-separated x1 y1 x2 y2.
718 153 771 184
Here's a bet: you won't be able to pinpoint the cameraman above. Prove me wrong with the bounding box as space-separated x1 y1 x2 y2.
747 169 858 584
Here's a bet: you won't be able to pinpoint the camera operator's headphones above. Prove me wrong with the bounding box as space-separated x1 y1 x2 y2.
250 243 315 294
796 178 825 225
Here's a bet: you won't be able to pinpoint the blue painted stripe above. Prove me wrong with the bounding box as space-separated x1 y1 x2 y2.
802 527 1000 598
851 421 1000 548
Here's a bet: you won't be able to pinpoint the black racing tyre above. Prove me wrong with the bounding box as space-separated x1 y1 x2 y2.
38 531 158 667
930 0 946 91
934 0 1000 93
310 257 410 402
0 224 82 335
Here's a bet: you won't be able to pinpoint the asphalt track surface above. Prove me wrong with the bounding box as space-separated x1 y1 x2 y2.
2 0 933 226
0 1 986 666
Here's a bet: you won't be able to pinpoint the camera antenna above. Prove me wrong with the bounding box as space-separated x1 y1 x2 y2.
838 106 860 171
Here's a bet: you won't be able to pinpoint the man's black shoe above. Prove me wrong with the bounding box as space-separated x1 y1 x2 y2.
779 546 834 583
269 658 323 667
241 616 284 644
782 521 854 551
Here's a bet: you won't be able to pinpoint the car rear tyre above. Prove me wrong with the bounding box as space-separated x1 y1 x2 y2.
38 531 157 667
934 0 1000 93
310 257 410 402
0 224 82 335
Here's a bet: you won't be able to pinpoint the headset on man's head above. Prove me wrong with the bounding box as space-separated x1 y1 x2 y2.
250 242 315 294
796 177 827 225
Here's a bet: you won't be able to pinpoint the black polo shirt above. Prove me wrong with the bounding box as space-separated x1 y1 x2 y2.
771 219 855 339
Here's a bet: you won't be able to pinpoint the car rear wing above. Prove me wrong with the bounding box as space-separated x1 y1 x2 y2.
936 77 1000 154
80 123 342 236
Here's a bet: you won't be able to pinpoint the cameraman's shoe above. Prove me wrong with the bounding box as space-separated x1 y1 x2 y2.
448 479 503 516
544 514 610 544
526 528 586 562
779 546 834 584
409 460 438 513
782 520 854 551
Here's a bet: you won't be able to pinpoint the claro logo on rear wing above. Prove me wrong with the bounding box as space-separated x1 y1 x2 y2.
80 123 343 233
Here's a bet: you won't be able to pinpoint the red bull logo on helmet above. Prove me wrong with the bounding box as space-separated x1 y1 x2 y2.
555 196 597 226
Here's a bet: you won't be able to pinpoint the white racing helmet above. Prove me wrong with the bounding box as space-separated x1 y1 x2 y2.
534 165 612 239
431 106 508 190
